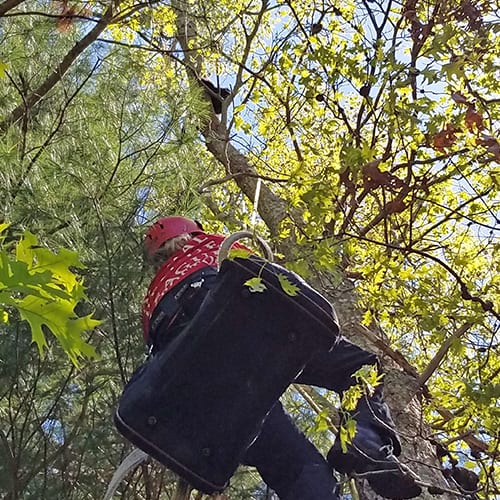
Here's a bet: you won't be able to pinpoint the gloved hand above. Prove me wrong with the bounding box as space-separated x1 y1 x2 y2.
327 422 422 499
328 391 421 499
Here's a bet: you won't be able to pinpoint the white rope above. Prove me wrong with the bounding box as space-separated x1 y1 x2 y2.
103 448 149 500
250 177 262 228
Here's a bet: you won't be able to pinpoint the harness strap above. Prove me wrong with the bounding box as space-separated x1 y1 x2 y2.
149 267 218 344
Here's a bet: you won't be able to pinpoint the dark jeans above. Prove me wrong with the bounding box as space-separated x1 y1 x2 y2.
151 273 377 499
241 341 376 499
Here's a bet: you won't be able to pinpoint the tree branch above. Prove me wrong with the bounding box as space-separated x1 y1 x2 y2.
0 3 115 132
419 323 471 386
344 231 500 321
356 324 421 380
201 118 288 236
0 0 25 17
198 171 289 192
9 59 101 203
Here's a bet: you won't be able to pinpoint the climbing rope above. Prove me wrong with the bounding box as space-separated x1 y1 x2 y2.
103 448 148 500
250 177 262 229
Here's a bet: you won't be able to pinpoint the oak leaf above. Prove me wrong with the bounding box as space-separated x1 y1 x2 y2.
362 160 405 190
432 124 459 152
477 135 500 161
277 274 300 296
244 276 267 293
465 106 484 133
386 199 407 214
451 92 470 105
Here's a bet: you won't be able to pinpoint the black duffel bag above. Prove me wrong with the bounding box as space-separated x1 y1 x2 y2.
114 256 339 494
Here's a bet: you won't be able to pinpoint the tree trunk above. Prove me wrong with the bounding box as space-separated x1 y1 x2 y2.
201 118 455 499
328 280 454 499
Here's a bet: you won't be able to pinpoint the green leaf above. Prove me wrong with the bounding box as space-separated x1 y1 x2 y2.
442 62 465 80
0 252 53 291
311 409 330 434
490 168 500 187
244 276 267 293
353 364 383 395
341 384 363 411
0 60 7 78
1 228 100 365
17 294 99 366
339 416 357 453
17 231 84 285
228 248 252 260
277 273 300 296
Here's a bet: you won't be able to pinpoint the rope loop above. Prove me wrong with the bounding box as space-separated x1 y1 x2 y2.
217 230 273 268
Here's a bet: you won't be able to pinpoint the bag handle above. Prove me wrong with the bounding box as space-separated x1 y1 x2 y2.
218 230 273 268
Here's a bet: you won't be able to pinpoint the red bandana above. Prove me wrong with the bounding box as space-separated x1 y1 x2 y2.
142 233 249 340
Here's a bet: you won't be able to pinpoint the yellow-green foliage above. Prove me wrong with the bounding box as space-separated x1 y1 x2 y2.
0 225 100 366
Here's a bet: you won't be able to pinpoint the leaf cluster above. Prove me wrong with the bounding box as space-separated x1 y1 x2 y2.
0 225 99 365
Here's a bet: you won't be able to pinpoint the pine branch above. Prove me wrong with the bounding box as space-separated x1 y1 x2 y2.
0 0 25 17
0 3 115 132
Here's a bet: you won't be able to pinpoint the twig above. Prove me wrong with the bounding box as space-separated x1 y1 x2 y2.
344 232 500 320
356 324 421 380
352 463 464 497
172 478 192 500
293 384 339 432
0 3 115 132
198 171 289 192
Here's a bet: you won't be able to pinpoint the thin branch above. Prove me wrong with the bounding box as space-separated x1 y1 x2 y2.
293 384 339 431
391 149 470 172
358 184 411 238
0 0 25 16
97 36 178 54
434 408 492 456
414 187 497 239
408 247 499 320
198 171 289 192
229 0 269 121
9 59 101 203
0 428 18 497
356 324 422 380
419 323 471 386
93 199 127 384
17 386 93 491
343 232 500 320
1 10 99 21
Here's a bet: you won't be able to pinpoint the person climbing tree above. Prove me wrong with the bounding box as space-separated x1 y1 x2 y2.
119 216 422 500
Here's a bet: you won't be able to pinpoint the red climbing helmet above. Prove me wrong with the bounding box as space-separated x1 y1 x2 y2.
144 216 203 257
